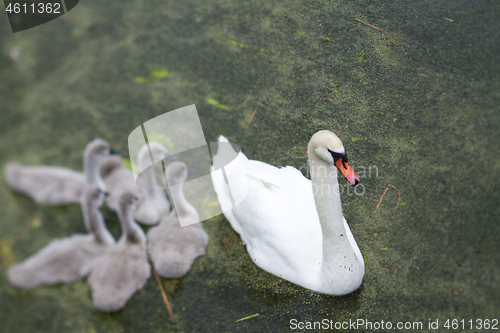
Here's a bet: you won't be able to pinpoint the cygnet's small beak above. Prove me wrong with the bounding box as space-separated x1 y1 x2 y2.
335 158 360 186
109 148 120 155
102 191 110 197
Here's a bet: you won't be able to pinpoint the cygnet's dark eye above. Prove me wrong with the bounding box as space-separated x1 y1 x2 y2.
109 148 120 155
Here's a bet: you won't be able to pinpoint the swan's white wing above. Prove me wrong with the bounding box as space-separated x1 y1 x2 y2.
211 166 242 233
211 136 324 285
230 167 323 285
343 217 365 270
211 136 249 234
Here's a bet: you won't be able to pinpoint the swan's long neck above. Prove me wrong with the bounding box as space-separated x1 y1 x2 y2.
309 155 363 294
118 203 146 245
309 158 345 236
82 193 114 245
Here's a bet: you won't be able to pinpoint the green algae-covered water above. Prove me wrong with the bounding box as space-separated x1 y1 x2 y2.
1 0 499 332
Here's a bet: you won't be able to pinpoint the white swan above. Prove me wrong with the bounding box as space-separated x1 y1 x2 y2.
4 139 113 205
7 185 115 289
88 193 151 312
211 130 364 295
147 161 209 278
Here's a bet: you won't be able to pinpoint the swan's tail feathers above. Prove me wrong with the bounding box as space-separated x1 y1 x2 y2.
211 137 241 172
218 135 229 143
211 136 249 175
210 135 249 234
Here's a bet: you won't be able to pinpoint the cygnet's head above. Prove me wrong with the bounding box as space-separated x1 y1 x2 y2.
308 130 359 186
137 142 169 168
119 193 138 214
84 139 113 160
165 161 188 186
99 155 123 178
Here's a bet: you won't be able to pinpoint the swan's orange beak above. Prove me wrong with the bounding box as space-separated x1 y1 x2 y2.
335 158 360 186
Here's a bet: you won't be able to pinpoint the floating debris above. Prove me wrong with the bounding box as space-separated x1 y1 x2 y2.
150 69 169 79
357 50 365 62
236 313 260 322
371 184 402 219
134 68 169 84
355 18 408 42
154 270 174 323
207 98 230 110
213 33 278 53
9 47 21 61
246 110 257 128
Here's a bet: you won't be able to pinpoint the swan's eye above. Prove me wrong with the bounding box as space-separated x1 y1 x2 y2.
327 149 348 164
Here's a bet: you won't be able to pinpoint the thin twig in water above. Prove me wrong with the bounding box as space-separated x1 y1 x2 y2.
314 96 324 105
371 184 401 219
154 269 174 323
355 18 408 42
246 110 257 128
